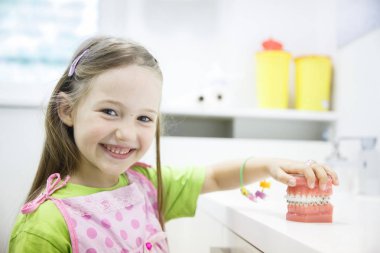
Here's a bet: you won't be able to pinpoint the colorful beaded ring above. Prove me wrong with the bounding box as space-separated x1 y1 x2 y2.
240 157 271 202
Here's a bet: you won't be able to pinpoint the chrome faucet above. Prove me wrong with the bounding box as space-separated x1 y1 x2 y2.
327 136 380 195
326 136 377 162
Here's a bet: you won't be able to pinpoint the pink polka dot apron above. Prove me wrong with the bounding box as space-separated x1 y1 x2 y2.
21 164 169 253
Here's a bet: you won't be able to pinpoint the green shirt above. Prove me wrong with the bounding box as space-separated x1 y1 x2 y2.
9 165 205 253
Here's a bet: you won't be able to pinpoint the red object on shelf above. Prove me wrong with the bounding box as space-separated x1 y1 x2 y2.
262 38 283 50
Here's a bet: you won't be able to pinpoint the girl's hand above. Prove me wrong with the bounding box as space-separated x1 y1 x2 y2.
266 158 339 190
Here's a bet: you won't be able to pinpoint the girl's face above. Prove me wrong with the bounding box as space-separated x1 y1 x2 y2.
67 65 162 186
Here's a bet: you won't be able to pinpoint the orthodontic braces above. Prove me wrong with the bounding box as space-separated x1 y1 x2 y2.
285 195 330 206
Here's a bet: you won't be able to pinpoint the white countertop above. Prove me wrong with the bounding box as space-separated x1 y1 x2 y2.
152 137 379 252
199 184 380 253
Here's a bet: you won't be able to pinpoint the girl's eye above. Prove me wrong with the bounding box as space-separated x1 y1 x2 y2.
102 109 118 117
138 116 152 123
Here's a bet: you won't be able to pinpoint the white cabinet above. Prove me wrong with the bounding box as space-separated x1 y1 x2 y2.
227 230 262 253
167 208 262 253
210 227 262 253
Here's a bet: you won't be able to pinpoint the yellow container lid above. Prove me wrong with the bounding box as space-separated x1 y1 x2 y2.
294 55 331 61
256 50 291 57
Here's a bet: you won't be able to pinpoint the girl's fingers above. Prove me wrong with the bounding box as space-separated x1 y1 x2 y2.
279 160 308 175
303 166 316 189
272 167 297 186
272 159 339 189
322 164 340 185
276 162 310 187
311 163 329 190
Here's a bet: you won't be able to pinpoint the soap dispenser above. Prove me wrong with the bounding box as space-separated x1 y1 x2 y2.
358 137 380 195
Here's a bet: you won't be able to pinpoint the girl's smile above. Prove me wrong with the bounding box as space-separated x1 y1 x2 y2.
101 143 135 160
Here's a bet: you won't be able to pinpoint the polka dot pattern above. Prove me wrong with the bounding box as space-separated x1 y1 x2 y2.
115 211 123 221
120 229 128 240
101 219 111 229
86 227 97 239
82 213 91 220
125 205 134 210
146 224 157 235
105 237 114 248
136 237 143 247
131 219 140 229
58 170 168 252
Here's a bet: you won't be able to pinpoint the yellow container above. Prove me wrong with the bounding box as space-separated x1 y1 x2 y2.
255 51 291 109
295 56 332 111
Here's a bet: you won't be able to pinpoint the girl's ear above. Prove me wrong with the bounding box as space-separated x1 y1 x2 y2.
57 92 74 127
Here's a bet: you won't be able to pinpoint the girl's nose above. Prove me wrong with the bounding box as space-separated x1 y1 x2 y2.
115 120 137 141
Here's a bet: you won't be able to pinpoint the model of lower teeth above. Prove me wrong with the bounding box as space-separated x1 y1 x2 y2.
286 175 333 223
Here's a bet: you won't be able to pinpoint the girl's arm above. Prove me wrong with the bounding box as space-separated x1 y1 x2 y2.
201 157 339 193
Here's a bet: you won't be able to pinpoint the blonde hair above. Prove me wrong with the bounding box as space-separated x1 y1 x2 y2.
26 36 165 227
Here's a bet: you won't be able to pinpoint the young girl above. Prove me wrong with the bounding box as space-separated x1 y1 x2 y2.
9 36 338 253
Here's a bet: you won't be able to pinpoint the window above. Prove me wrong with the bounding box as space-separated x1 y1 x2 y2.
0 0 98 103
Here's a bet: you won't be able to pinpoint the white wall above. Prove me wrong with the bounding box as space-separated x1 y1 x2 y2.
335 28 380 154
98 0 337 109
0 107 45 251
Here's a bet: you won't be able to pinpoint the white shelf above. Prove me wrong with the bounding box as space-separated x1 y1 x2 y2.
161 106 336 140
161 106 337 122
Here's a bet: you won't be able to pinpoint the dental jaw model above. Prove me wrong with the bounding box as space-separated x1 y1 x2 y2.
286 175 333 223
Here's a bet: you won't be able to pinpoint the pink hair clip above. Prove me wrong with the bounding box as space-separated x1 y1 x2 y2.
68 49 89 77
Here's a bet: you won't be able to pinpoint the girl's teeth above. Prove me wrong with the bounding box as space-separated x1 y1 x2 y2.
105 145 130 154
